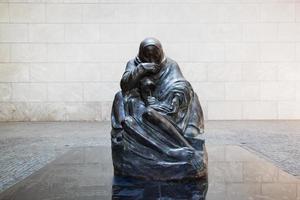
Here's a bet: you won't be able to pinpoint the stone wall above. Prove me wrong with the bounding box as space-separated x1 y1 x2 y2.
0 0 300 121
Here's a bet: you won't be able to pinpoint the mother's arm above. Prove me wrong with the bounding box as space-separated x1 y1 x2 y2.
120 60 146 92
120 60 159 92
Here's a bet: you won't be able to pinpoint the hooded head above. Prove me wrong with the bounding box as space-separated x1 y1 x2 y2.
137 37 165 64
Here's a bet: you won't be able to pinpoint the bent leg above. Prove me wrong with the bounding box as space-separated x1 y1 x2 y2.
142 108 193 149
121 116 169 155
122 116 194 161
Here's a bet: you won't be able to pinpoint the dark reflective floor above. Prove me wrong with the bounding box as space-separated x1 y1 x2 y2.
0 145 299 200
112 176 208 199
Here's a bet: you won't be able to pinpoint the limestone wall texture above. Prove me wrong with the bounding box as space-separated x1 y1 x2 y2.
0 0 300 121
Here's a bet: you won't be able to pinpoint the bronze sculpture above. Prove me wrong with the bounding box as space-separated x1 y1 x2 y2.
111 37 207 180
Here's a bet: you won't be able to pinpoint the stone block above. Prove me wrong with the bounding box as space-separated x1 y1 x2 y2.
9 3 45 23
278 101 300 119
242 63 277 81
11 44 47 62
181 63 207 82
207 63 241 81
12 83 47 102
193 82 225 101
29 24 64 43
0 63 30 82
225 82 260 101
30 63 65 82
0 24 28 42
278 63 300 81
65 24 99 42
278 23 300 42
261 82 296 101
0 83 11 102
0 3 8 22
243 23 277 42
190 43 225 62
261 43 295 62
65 63 101 82
0 44 9 62
46 4 82 23
225 43 260 62
242 101 278 119
261 3 295 22
208 101 242 120
48 83 83 102
83 82 119 102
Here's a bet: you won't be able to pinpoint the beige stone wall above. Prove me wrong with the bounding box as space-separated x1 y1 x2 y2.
0 0 300 121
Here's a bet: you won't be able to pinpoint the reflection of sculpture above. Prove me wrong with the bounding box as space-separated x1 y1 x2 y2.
111 37 207 180
112 176 208 199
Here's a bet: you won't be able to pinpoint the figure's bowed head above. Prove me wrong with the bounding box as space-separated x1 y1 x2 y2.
137 37 165 74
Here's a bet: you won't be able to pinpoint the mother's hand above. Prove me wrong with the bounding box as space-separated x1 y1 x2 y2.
147 96 158 105
140 63 160 74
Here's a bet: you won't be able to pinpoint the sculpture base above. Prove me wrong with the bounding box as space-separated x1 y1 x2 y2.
111 128 208 181
112 145 208 181
112 175 208 199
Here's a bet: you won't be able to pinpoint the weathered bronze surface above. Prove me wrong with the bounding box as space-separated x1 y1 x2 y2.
111 38 207 180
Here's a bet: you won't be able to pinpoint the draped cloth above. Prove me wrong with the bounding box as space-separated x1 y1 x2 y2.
111 57 207 181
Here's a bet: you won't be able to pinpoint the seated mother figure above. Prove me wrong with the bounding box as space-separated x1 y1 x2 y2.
111 37 207 180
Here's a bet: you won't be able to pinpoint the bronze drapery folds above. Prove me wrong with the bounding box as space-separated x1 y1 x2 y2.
111 38 207 180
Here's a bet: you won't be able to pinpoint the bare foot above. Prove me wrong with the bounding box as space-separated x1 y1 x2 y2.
167 147 195 161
